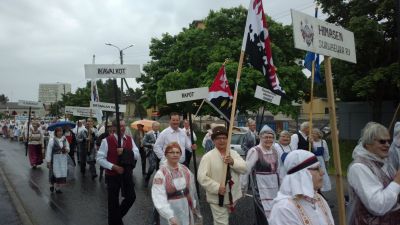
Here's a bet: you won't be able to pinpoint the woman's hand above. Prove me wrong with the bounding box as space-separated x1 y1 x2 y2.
169 217 179 225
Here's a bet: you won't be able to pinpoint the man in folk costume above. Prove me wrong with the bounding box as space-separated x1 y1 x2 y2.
97 119 140 225
198 126 247 225
290 122 310 150
241 125 281 223
269 150 334 225
347 122 400 225
78 118 98 179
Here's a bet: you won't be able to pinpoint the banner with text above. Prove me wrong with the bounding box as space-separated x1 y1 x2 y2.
166 87 208 104
84 64 141 79
65 106 93 117
254 85 281 105
90 101 126 112
291 9 356 63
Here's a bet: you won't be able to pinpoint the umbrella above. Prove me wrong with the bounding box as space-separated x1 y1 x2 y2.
130 119 156 132
47 121 76 131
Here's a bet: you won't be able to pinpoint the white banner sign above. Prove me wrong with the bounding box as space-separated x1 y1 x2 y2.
84 64 141 79
90 101 126 112
65 106 93 117
254 85 281 106
166 87 209 104
18 100 42 108
291 9 356 63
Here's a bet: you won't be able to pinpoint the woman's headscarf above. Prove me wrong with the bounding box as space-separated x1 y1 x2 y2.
274 150 319 201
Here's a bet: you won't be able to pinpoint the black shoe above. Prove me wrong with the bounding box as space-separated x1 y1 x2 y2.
92 174 98 180
55 189 62 194
50 186 54 193
144 179 149 188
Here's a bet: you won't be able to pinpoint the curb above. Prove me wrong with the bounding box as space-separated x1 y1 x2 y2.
0 166 34 225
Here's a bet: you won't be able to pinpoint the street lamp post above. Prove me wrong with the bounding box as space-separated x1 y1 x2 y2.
105 43 134 104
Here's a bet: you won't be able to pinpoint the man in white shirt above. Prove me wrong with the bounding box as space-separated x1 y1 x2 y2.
97 119 140 225
290 121 310 150
154 112 196 165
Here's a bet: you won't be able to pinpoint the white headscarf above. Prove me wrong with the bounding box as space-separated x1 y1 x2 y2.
274 150 319 201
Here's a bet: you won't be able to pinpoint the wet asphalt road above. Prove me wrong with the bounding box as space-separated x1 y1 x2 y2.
0 138 344 225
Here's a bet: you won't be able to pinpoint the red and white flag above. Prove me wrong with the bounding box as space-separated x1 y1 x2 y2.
241 0 285 95
206 65 233 122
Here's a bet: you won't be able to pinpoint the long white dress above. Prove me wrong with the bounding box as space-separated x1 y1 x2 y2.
311 139 331 192
152 164 200 225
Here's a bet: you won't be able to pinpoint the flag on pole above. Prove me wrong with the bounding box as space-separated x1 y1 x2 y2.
91 80 103 123
241 0 285 96
206 65 233 122
303 6 322 84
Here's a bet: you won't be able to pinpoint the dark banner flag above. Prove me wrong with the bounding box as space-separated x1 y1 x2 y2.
206 65 233 122
241 0 285 95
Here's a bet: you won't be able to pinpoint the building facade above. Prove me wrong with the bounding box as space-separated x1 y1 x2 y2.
38 83 71 105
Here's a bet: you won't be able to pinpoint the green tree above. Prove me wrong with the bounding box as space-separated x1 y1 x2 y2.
0 94 9 104
139 7 308 118
317 0 400 121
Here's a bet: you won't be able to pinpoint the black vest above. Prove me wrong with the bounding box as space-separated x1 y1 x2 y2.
297 131 309 150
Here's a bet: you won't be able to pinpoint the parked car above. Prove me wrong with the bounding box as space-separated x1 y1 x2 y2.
230 127 248 158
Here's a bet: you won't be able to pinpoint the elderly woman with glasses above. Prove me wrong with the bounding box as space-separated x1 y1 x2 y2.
151 142 201 225
241 125 281 223
347 122 400 225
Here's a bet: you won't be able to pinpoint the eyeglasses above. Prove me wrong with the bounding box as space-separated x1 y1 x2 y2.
376 139 391 145
167 151 181 155
307 166 321 171
214 136 228 141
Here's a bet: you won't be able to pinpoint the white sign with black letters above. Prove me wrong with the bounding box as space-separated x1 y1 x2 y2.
90 101 126 112
84 64 141 79
65 106 93 117
18 100 42 108
254 85 281 106
166 87 209 104
291 9 356 63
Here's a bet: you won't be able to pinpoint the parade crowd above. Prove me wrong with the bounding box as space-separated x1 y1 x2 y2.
1 115 400 225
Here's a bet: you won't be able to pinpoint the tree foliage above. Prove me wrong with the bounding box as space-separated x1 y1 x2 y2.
138 7 308 118
0 94 9 104
317 0 400 121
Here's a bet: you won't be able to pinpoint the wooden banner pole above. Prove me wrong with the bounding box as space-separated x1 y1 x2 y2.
324 56 346 225
308 60 315 151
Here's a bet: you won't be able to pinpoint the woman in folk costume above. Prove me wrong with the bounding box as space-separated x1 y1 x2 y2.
28 121 44 168
241 125 280 223
151 142 202 225
273 130 293 179
45 126 70 193
347 122 400 225
310 128 331 192
269 150 334 225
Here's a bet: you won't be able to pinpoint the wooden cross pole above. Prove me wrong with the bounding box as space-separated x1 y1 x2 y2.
324 56 346 225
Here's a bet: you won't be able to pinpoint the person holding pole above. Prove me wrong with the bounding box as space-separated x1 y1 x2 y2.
347 122 400 224
97 119 140 225
154 112 196 165
269 150 334 225
28 121 44 169
197 126 246 225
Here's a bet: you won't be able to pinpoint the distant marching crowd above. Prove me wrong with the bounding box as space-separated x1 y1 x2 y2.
1 115 400 225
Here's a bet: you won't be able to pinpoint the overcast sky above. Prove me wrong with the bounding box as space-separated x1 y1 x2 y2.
0 0 317 102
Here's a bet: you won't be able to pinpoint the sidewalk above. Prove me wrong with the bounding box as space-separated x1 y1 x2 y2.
0 172 22 225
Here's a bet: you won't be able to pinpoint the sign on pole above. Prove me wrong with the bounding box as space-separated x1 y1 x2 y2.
65 106 93 117
18 100 42 108
84 64 141 79
90 101 126 113
254 85 281 106
166 87 208 104
291 9 356 63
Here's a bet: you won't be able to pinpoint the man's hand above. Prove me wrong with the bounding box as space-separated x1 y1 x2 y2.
218 185 226 195
112 165 124 174
223 155 234 166
117 148 123 156
191 144 197 151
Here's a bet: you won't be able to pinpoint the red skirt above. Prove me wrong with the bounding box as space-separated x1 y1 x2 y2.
28 144 43 166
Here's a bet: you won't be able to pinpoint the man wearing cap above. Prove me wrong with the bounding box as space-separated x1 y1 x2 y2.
154 112 196 165
269 150 334 225
198 126 247 225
